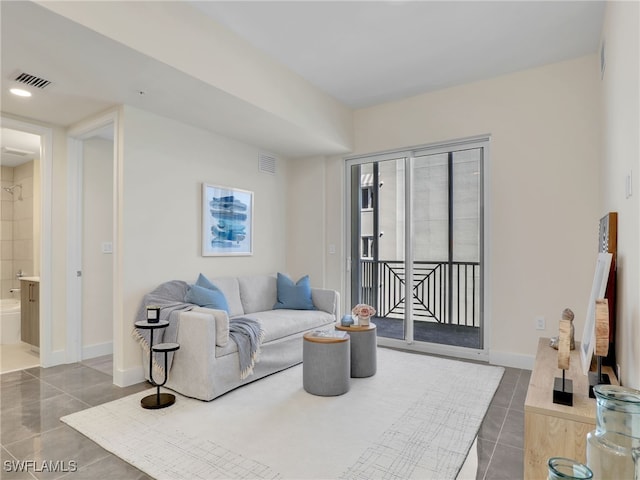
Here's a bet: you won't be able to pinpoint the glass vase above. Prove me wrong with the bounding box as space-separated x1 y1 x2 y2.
340 314 354 327
548 457 593 479
586 385 640 480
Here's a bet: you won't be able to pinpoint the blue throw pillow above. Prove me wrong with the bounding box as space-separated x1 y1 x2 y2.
185 275 229 313
195 273 217 291
273 273 316 310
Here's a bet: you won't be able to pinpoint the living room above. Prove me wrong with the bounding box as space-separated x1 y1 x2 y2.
1 1 638 478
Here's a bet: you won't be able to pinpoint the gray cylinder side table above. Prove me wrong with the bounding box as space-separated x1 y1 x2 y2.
303 332 350 396
335 323 377 378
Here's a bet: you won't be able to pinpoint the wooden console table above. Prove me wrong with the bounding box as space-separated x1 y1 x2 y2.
524 337 618 479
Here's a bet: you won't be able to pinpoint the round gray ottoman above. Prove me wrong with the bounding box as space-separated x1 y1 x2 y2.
336 323 377 377
303 332 350 396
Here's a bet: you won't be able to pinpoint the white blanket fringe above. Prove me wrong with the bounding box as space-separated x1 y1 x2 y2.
131 327 166 379
239 329 265 380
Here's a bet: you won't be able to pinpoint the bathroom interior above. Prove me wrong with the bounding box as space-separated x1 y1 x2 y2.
0 127 41 373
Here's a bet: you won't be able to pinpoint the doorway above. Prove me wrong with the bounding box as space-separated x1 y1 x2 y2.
0 128 41 372
67 114 117 376
346 137 489 359
0 117 53 370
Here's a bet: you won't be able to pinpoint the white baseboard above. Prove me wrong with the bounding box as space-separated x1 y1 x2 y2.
40 348 67 368
82 342 113 360
114 364 145 388
39 346 146 389
490 350 535 370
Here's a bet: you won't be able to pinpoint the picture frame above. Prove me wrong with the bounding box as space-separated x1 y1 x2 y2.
580 252 613 375
202 183 253 256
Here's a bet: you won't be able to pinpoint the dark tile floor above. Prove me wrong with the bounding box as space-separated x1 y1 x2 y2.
0 355 528 479
476 365 529 480
375 316 481 349
1 360 152 480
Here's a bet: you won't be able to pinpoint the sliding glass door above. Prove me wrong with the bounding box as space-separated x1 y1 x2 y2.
350 157 406 337
347 138 487 355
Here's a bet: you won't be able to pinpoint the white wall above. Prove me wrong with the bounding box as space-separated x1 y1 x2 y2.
313 55 602 368
50 126 69 357
286 156 326 285
119 106 290 379
37 1 353 156
600 1 640 389
81 137 113 357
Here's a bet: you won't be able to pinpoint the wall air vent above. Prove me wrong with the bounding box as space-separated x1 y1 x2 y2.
259 153 277 175
14 72 51 89
2 147 33 157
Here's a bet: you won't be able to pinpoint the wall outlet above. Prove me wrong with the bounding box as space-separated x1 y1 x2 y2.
535 316 545 330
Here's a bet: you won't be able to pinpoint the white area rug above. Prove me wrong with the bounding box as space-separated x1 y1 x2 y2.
62 348 503 479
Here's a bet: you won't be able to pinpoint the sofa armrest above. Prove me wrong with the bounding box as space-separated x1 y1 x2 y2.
170 311 218 400
311 288 340 319
191 306 229 347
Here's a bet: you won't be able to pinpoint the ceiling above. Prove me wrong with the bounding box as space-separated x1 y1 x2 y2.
192 1 606 108
1 1 605 158
1 128 40 168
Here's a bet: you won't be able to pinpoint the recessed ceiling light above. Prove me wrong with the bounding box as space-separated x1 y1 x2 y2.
9 88 32 97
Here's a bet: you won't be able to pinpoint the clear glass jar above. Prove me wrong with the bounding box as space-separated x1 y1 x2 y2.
586 385 640 479
548 457 593 479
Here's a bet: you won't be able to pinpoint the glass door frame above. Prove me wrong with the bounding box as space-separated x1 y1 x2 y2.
345 135 491 362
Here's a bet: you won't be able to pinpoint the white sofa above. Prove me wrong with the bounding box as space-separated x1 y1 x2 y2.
158 274 339 401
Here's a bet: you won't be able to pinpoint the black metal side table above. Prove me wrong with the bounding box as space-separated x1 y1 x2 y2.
134 320 180 409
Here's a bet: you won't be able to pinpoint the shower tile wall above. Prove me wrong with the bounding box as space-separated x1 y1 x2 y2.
0 163 34 300
1 166 15 299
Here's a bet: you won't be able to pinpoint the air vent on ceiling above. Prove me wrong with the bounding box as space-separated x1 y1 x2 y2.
14 72 51 89
2 147 33 157
259 153 277 175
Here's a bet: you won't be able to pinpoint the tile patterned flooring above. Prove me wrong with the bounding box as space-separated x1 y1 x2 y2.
476 365 529 479
1 354 528 479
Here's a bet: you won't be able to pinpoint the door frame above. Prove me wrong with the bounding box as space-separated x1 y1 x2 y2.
66 109 120 372
344 135 491 362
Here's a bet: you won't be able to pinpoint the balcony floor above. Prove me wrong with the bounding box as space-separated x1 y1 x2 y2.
373 316 481 349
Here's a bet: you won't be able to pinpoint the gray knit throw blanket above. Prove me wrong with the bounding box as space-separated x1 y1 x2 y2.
131 280 194 379
229 317 265 380
132 280 265 381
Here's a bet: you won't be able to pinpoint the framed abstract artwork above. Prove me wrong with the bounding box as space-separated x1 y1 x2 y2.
202 183 253 256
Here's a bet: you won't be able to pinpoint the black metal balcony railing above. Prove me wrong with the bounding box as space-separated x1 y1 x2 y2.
359 259 480 327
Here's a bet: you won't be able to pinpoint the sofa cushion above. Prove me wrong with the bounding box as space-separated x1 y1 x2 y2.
238 275 277 314
244 309 334 344
216 309 335 356
273 273 316 310
208 276 244 318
